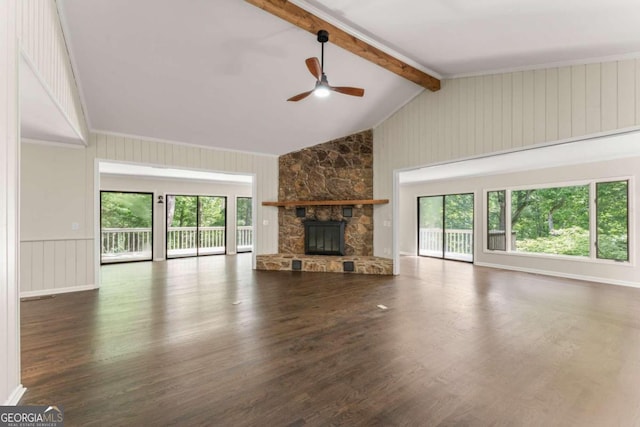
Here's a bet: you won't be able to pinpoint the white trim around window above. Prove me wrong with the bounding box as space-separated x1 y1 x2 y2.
483 176 635 267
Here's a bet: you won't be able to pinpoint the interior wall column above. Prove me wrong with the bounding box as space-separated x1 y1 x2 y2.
1 0 25 405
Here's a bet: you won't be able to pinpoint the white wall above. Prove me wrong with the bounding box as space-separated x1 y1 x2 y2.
20 132 278 296
1 0 24 406
399 156 640 287
374 59 640 262
100 174 252 259
20 143 93 297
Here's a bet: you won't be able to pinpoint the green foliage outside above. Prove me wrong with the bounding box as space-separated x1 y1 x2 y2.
596 181 628 260
515 226 590 256
101 192 152 228
237 197 252 226
511 185 589 256
167 196 226 227
508 181 628 260
487 190 505 231
419 194 473 230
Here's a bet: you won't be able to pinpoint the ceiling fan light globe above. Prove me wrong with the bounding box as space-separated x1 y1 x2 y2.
314 85 330 98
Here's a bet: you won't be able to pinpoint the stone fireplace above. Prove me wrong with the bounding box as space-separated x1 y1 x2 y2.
256 129 392 275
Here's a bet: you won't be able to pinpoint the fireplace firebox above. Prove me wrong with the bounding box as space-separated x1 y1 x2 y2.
304 220 345 256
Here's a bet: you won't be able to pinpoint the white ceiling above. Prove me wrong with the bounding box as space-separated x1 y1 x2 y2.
58 0 640 155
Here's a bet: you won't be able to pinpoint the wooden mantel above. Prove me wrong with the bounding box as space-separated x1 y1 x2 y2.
262 199 388 207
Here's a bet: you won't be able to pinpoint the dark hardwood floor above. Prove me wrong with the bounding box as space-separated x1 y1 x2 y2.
20 254 640 426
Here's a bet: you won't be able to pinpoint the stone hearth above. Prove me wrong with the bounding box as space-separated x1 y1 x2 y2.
256 254 393 275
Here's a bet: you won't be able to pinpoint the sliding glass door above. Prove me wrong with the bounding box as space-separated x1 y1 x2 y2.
418 193 474 262
166 195 226 258
100 191 153 264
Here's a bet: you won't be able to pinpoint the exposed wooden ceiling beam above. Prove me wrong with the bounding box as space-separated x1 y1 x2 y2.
244 0 441 92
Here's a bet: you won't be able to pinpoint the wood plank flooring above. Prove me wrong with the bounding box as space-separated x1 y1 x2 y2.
20 254 640 426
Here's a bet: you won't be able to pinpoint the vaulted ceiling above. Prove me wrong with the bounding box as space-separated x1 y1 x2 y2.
58 0 640 155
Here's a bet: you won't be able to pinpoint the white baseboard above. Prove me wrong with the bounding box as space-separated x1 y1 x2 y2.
21 284 98 299
399 251 414 256
153 258 165 262
474 261 640 289
4 384 26 405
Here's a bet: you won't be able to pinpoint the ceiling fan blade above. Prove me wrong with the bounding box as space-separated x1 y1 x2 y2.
305 57 322 80
330 86 365 97
287 90 314 102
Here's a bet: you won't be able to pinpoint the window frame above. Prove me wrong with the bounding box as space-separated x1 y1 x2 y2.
483 176 634 266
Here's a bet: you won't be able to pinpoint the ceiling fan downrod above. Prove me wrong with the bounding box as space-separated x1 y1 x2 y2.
317 29 329 74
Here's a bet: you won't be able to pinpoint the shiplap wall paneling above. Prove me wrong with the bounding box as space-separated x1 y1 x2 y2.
558 67 572 139
511 72 524 148
545 69 558 142
522 70 535 146
636 58 640 124
571 65 587 137
618 60 636 128
473 75 485 153
17 0 88 141
501 73 513 153
534 69 546 143
374 58 640 260
20 239 95 294
376 58 640 177
585 64 601 135
601 62 617 131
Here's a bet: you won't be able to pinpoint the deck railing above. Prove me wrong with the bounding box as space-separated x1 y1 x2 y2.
419 228 473 255
101 228 152 262
237 225 253 251
102 226 254 260
167 226 226 251
102 228 152 255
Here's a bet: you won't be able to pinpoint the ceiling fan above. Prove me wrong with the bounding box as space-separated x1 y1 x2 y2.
287 30 365 102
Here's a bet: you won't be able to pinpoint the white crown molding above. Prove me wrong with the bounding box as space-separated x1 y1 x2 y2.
447 51 640 79
289 0 443 80
91 129 280 158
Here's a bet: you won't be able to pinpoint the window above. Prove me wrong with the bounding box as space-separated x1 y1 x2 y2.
486 179 631 262
596 181 629 261
511 185 589 256
487 190 506 250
